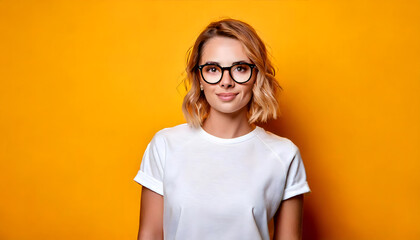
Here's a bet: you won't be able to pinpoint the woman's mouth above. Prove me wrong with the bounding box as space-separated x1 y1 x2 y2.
216 93 238 101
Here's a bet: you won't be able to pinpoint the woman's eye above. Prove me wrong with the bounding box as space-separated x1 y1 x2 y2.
235 66 248 72
205 66 219 73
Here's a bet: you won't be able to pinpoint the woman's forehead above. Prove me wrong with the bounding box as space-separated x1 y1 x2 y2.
200 36 250 65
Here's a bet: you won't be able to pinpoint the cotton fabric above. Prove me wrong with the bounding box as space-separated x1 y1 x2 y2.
134 123 311 240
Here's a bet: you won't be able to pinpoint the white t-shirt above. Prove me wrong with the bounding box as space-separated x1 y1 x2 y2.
134 123 311 240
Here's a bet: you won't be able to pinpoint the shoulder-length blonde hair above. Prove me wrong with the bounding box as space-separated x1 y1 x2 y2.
182 18 282 128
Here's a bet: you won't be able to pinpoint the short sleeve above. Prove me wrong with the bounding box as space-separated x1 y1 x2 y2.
282 147 311 200
133 132 166 196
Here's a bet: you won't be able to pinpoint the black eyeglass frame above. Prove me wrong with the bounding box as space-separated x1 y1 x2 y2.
197 62 257 84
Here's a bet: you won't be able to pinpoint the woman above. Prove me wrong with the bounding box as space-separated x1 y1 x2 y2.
134 18 311 240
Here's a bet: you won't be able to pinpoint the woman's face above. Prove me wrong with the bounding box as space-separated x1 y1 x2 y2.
199 36 256 117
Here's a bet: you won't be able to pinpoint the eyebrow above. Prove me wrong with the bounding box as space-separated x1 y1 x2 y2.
204 60 251 65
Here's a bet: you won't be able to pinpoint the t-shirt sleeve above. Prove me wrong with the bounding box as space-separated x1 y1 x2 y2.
133 132 166 196
282 147 311 200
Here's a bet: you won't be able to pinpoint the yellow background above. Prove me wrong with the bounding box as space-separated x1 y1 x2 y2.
1 0 419 239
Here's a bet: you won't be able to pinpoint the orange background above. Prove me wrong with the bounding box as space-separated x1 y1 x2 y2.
1 1 419 239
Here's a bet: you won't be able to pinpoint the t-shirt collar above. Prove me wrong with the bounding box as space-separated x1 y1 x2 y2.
198 125 261 144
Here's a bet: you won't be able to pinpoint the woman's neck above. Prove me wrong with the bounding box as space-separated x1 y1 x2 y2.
202 108 256 139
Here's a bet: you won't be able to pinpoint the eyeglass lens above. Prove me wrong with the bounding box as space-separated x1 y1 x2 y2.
201 64 252 83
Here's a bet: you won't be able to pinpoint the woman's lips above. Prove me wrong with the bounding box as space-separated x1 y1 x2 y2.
216 93 238 101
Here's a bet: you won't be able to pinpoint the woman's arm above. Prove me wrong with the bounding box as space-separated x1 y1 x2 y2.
273 194 304 240
137 187 164 240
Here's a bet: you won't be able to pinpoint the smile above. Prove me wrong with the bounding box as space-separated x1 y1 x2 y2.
216 93 238 101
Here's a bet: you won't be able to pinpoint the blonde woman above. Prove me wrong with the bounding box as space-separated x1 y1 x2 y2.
134 18 311 240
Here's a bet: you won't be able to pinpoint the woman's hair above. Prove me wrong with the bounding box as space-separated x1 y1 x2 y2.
182 18 282 127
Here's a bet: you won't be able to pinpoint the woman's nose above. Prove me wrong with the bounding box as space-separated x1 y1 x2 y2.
219 69 235 88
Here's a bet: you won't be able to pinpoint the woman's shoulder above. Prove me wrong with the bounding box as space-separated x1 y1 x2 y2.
257 127 299 154
153 123 196 138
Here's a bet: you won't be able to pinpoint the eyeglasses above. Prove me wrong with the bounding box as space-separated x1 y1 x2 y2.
197 62 257 84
